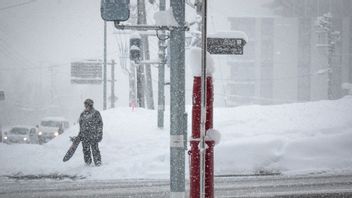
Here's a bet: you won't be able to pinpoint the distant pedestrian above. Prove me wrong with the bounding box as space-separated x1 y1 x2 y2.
78 99 103 166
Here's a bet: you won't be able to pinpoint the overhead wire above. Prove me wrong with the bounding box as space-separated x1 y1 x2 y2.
0 0 37 12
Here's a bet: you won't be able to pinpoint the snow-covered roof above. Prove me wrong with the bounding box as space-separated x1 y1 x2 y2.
208 31 249 42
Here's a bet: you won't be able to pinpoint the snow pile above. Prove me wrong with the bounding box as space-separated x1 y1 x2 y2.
215 96 352 175
188 47 215 76
206 129 221 145
0 108 170 180
208 31 249 43
1 97 352 179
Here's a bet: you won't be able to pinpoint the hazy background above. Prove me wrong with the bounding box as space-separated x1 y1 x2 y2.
0 0 351 127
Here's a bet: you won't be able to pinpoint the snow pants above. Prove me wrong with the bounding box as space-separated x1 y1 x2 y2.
82 141 101 166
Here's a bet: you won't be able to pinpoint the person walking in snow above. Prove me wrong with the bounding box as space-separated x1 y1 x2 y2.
78 99 103 166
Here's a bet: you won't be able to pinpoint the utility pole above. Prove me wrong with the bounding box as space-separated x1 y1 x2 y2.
142 19 155 109
103 21 107 110
157 0 166 128
144 40 155 110
49 66 54 103
111 59 116 108
317 13 341 100
129 61 137 108
327 29 334 100
170 0 186 197
136 0 146 108
139 0 154 110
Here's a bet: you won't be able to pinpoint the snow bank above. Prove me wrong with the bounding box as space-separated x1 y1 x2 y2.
1 97 352 179
0 108 170 180
215 96 352 175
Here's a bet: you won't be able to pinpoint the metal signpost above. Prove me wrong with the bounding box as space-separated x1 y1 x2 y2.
200 1 208 197
195 1 247 197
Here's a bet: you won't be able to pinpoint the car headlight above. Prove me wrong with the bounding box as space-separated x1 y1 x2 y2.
38 131 42 136
23 137 27 141
54 132 59 137
4 136 7 140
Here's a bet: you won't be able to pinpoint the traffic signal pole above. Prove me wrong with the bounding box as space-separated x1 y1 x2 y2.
136 0 146 108
170 0 187 197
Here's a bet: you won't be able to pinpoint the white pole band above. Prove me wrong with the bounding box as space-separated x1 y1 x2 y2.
170 135 184 148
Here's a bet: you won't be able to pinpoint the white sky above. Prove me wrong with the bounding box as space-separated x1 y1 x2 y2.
0 0 274 66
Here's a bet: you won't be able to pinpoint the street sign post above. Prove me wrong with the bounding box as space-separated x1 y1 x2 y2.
192 2 247 198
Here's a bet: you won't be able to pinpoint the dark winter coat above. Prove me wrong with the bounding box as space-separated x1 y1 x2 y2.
78 108 103 143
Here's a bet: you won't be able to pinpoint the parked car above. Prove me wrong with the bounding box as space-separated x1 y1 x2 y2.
38 117 69 144
3 126 39 144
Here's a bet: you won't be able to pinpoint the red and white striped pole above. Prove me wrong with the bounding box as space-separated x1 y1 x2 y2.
190 75 215 198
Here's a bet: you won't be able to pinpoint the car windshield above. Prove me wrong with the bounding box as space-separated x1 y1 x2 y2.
10 127 29 135
41 121 62 128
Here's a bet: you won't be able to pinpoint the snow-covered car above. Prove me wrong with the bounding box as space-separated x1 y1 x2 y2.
38 117 69 143
3 126 39 144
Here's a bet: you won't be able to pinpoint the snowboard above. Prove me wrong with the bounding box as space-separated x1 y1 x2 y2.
63 136 81 162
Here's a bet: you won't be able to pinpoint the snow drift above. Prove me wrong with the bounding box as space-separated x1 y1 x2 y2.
1 97 352 179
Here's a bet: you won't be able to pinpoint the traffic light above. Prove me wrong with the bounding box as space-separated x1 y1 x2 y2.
130 37 142 63
101 0 130 22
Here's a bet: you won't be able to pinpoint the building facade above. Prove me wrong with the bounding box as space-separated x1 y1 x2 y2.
221 6 352 106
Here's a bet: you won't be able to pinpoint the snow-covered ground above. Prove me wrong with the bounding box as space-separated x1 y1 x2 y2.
1 97 352 180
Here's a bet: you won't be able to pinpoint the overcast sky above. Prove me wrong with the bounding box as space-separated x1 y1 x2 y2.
0 0 273 66
0 0 274 125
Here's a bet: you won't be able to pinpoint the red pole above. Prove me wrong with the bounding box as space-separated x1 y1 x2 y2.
190 76 214 198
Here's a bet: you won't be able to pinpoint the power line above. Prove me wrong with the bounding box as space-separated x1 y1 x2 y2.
0 62 69 72
0 0 36 12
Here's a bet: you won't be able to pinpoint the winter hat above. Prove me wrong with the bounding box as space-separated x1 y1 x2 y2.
84 99 94 107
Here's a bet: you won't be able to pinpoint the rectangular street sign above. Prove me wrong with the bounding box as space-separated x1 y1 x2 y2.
207 38 246 55
71 60 102 84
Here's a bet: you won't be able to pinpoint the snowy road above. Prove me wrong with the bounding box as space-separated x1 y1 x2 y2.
1 174 352 197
